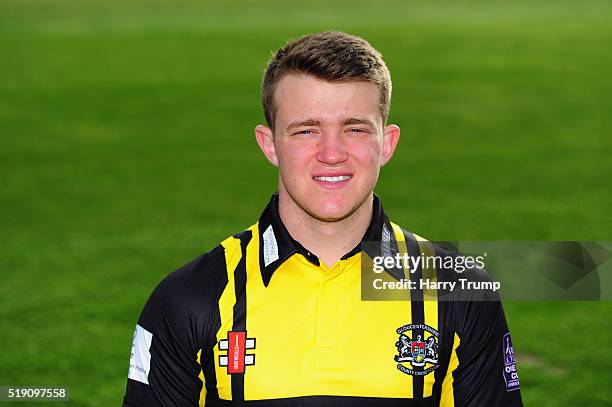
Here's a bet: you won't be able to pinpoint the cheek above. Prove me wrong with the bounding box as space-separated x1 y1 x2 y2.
277 143 313 172
351 140 383 167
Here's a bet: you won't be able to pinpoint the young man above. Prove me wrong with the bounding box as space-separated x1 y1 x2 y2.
123 32 523 406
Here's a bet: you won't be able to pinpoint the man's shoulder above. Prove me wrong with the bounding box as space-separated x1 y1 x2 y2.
149 224 257 309
388 221 498 295
388 220 429 245
132 225 259 356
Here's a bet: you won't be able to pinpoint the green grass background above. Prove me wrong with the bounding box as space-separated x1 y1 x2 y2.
1 0 611 405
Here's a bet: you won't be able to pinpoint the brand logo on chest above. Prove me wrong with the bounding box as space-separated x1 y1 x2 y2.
218 331 256 374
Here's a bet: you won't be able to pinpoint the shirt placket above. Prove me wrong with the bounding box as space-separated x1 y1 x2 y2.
315 260 344 369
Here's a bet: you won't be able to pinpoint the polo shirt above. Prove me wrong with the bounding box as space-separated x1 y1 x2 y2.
123 193 523 406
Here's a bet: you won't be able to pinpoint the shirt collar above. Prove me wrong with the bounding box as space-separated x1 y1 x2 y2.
257 192 402 287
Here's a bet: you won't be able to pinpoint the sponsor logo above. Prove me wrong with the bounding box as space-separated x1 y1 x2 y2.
263 225 279 267
381 224 392 258
218 331 256 374
503 332 520 391
394 324 439 376
128 324 153 385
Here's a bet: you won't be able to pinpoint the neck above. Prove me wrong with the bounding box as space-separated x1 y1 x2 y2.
278 192 374 268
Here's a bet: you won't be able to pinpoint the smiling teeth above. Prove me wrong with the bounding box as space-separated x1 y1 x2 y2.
315 175 352 182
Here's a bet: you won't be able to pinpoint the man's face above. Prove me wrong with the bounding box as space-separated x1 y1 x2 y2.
256 74 400 222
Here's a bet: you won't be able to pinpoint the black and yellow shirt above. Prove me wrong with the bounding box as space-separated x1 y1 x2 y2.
123 194 523 406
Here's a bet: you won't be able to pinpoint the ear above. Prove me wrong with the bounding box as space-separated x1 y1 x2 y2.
255 124 279 167
381 124 400 166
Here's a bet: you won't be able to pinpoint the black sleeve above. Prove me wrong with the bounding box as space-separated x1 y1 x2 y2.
123 247 227 407
445 268 523 407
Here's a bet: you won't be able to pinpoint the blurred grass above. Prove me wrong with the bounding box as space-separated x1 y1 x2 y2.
1 1 611 405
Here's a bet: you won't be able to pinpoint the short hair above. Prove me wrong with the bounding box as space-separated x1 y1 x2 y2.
261 31 392 130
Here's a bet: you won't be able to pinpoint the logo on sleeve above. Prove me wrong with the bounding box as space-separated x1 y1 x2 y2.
394 324 439 376
503 332 520 391
218 331 256 374
128 324 153 385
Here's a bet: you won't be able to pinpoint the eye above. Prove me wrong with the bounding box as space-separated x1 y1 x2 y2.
347 128 368 133
293 129 315 135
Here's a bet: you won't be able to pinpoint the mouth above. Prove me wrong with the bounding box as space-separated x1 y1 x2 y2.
313 175 352 183
312 174 353 188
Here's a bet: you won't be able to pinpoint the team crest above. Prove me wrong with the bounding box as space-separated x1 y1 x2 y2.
394 324 439 376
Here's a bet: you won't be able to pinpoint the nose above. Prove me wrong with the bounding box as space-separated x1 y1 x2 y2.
316 131 349 165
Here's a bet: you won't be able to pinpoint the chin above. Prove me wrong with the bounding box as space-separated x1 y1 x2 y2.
307 201 357 222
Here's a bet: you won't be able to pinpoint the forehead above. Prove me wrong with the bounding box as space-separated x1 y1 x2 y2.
273 74 382 127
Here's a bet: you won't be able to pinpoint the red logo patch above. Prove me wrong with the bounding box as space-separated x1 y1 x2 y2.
218 331 256 374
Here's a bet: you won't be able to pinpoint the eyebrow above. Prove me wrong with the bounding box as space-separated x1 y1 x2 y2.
285 117 375 131
286 119 322 131
342 117 376 127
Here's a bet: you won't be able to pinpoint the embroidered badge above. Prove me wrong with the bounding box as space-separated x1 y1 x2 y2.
394 324 439 376
503 332 520 391
218 331 256 374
